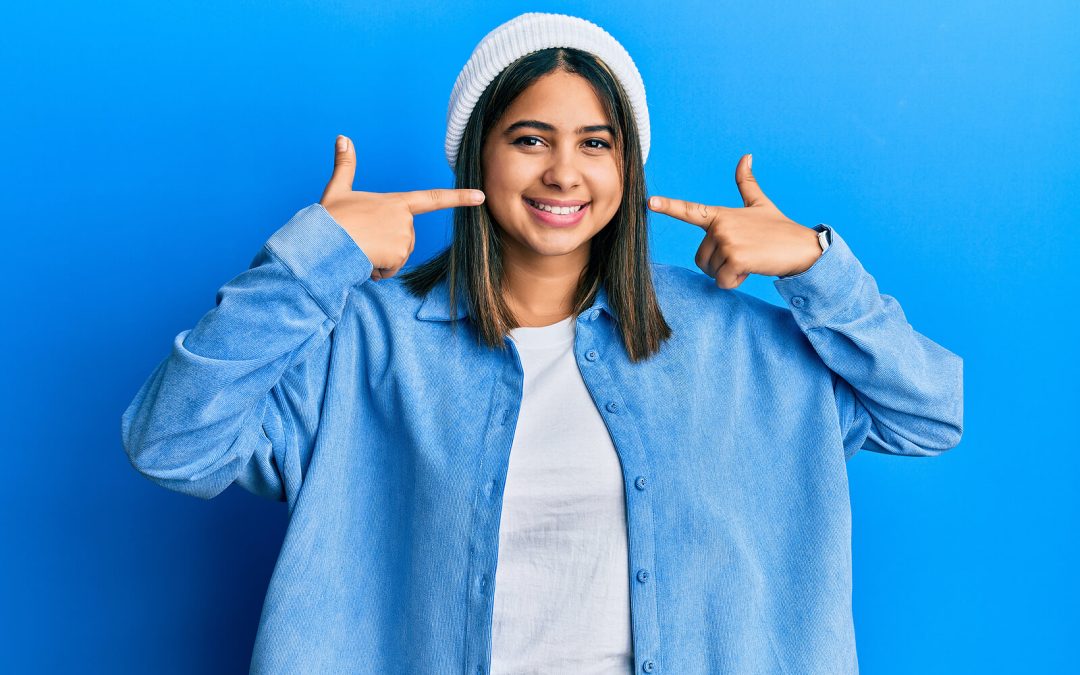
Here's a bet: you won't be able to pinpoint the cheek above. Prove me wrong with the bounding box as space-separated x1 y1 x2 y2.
590 164 622 202
485 179 527 232
486 162 526 202
597 178 623 214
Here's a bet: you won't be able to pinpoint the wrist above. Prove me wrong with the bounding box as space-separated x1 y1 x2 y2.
777 227 824 278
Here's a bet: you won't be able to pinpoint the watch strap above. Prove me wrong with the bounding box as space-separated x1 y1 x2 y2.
816 227 831 252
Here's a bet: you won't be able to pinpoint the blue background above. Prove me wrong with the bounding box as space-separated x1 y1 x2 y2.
3 1 1076 672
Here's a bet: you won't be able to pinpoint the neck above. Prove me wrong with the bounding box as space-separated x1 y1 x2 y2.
500 239 588 327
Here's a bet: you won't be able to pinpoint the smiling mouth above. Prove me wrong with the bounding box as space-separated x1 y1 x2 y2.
523 197 591 214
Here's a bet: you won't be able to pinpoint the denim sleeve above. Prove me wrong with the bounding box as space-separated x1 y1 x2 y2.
120 203 374 502
773 225 964 461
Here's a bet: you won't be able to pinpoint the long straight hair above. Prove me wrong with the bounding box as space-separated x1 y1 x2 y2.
401 47 671 363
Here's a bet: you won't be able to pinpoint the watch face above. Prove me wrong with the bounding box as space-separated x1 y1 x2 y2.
818 229 830 251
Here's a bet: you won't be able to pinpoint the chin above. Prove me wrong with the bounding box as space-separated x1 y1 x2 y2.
517 228 587 256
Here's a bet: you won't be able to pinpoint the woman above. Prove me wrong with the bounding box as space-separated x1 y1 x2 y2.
121 12 963 675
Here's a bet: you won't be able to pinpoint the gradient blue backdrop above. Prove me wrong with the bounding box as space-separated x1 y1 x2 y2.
3 1 1076 672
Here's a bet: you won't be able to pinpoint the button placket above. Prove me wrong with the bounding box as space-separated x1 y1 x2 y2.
467 345 524 675
574 329 662 672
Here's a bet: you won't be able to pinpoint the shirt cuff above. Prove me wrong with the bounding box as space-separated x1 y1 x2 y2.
264 203 375 321
772 224 867 330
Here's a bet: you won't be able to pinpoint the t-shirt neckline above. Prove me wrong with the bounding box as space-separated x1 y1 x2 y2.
507 314 576 349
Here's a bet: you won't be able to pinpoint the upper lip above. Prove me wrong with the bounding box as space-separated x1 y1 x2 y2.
524 196 590 207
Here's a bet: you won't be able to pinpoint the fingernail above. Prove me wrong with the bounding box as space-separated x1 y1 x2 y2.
747 154 753 170
649 196 660 209
337 135 347 152
471 190 485 204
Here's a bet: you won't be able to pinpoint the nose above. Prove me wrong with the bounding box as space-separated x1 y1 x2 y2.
541 145 584 191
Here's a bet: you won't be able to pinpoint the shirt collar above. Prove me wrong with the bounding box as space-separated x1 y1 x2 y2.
415 276 613 323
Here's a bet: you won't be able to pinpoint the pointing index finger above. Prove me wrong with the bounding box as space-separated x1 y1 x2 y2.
402 188 486 215
648 195 718 229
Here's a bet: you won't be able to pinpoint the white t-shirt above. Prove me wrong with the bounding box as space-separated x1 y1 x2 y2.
489 314 634 674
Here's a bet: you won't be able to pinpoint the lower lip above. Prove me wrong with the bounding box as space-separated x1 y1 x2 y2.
523 197 590 227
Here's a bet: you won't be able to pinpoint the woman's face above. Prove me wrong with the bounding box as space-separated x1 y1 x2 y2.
481 70 623 264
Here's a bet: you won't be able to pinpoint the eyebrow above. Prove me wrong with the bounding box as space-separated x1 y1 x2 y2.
502 119 615 136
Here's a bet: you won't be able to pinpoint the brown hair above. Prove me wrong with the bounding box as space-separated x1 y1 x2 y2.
400 47 671 363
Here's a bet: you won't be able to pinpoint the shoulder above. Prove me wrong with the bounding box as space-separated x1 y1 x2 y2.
648 262 789 325
647 262 813 356
343 269 428 321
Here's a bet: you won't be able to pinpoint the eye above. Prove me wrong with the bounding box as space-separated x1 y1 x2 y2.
511 136 544 147
510 136 612 150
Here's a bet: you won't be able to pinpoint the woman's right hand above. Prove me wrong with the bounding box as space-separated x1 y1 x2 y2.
319 135 486 281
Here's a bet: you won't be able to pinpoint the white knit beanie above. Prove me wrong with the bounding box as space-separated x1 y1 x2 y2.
445 12 650 170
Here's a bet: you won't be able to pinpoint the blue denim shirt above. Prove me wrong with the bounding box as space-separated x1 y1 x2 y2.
121 203 964 674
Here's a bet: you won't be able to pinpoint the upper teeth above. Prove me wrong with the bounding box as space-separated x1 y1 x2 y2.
527 198 585 215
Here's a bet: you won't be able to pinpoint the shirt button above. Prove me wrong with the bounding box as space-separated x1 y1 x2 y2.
606 401 619 413
634 476 647 490
488 479 499 497
636 568 650 583
590 309 600 320
642 660 655 672
791 296 806 308
480 574 488 591
585 349 599 361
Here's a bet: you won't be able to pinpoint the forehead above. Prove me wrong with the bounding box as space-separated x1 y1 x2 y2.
501 70 609 125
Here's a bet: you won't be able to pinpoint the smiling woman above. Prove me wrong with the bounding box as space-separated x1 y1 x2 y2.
399 44 671 359
121 10 964 675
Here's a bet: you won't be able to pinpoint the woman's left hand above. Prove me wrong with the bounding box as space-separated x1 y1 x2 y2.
648 154 823 288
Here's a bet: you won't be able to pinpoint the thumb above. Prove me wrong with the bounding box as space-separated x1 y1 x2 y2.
735 153 770 208
326 135 357 195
